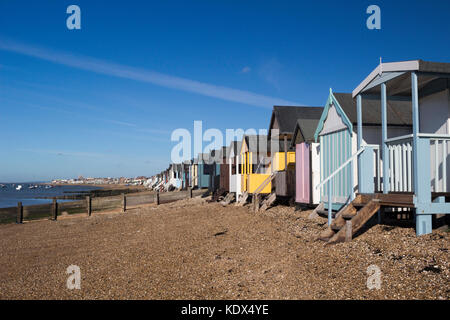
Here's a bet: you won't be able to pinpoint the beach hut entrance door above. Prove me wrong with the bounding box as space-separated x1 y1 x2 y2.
296 143 310 203
322 129 352 210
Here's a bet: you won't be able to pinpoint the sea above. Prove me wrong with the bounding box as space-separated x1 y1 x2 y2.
0 183 102 208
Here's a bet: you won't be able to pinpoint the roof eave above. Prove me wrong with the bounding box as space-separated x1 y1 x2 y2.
352 60 420 98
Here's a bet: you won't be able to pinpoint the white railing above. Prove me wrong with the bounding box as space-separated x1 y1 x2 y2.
386 135 413 193
386 133 450 193
425 134 450 193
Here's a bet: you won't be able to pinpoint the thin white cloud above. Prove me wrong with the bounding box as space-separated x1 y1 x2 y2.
258 57 283 90
104 119 137 127
17 148 108 158
135 127 172 135
0 39 301 108
241 66 251 73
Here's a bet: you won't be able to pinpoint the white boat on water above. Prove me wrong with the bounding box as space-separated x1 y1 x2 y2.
16 185 23 191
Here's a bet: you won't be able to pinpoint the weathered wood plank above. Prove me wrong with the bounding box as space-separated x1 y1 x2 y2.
260 193 276 212
237 191 249 206
357 193 414 206
318 203 357 240
327 200 381 244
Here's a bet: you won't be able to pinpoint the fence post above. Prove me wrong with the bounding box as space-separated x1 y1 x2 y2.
188 187 192 199
155 191 160 205
52 198 58 221
16 202 23 224
122 193 126 212
86 196 92 216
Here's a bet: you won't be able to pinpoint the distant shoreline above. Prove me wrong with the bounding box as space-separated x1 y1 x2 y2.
43 183 146 190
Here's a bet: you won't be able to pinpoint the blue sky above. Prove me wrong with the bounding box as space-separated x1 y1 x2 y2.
1 0 449 182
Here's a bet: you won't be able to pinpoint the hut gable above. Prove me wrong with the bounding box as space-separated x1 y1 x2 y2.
314 90 353 142
321 103 348 135
241 135 269 154
290 108 324 147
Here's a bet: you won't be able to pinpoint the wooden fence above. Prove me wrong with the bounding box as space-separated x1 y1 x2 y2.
0 188 205 224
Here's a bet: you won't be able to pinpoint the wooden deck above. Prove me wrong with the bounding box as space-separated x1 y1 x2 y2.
356 193 414 208
356 192 450 208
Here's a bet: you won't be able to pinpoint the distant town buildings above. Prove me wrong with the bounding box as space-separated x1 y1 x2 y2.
51 176 149 186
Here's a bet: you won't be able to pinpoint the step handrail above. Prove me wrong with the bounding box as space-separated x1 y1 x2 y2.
315 147 365 191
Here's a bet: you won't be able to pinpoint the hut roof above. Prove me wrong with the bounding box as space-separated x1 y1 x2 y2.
269 106 323 136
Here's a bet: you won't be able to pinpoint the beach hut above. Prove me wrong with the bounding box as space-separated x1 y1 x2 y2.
314 90 412 213
218 146 231 192
181 160 191 190
289 108 324 206
205 149 221 193
347 59 450 236
159 168 170 191
266 106 322 199
191 157 198 189
168 164 182 190
228 141 241 196
239 135 271 195
197 153 211 189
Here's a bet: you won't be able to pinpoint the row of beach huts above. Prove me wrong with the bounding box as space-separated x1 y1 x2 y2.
147 60 450 242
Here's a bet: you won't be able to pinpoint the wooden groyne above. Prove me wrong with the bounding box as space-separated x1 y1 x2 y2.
0 189 206 224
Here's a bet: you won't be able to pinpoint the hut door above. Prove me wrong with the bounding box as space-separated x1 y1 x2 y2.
321 129 352 208
295 143 310 203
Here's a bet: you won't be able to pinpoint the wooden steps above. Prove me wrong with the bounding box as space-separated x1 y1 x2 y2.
259 192 277 212
327 200 381 244
236 192 249 206
220 192 235 206
209 188 227 202
317 195 382 244
318 202 357 239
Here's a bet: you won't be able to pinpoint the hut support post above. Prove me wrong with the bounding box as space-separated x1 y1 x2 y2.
411 72 432 236
357 94 363 190
381 83 389 194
